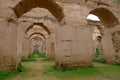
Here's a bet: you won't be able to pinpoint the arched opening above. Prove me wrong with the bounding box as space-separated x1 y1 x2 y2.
87 14 102 61
29 32 46 39
30 35 45 43
19 7 58 23
90 7 119 27
27 33 46 60
33 44 39 51
87 14 100 21
26 24 49 40
30 36 45 53
13 1 60 62
87 7 119 64
25 23 50 47
25 23 51 35
22 31 46 59
13 0 64 22
31 39 40 53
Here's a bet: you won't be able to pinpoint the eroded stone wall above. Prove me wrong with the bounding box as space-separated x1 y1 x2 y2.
55 25 94 68
0 20 19 71
112 31 120 64
0 0 120 70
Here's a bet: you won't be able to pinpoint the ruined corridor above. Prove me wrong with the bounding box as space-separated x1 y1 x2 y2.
0 0 120 80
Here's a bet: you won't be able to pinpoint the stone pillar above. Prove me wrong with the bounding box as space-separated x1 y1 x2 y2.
0 20 9 70
41 42 46 55
21 35 29 60
55 4 94 68
39 42 42 53
99 33 115 64
27 39 31 55
55 25 94 68
17 24 23 61
111 25 120 64
29 42 33 55
0 20 19 71
99 25 120 64
0 7 21 71
45 34 55 59
45 37 50 58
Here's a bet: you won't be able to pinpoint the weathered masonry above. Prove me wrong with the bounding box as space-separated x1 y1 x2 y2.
0 0 120 70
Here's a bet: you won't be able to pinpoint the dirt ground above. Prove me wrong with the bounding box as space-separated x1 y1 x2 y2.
8 58 120 80
9 60 60 80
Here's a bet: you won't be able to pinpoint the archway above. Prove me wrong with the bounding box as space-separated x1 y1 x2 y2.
25 23 51 35
90 7 119 27
30 36 44 51
29 32 46 39
0 0 65 70
88 7 119 64
31 39 40 53
87 14 104 63
29 35 46 55
13 0 64 22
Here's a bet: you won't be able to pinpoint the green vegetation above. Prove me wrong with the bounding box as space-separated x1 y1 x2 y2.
95 48 106 63
0 70 18 80
21 51 46 62
114 62 120 66
115 0 120 3
96 48 101 57
42 60 120 80
17 63 26 72
0 51 44 80
1 51 120 80
0 63 26 80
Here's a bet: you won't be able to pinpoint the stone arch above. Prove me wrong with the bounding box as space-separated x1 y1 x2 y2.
30 36 44 43
88 7 120 64
29 32 46 39
28 35 44 53
30 36 45 53
30 34 45 45
30 38 41 51
90 7 119 27
30 37 43 45
30 35 45 44
13 0 64 22
25 23 51 35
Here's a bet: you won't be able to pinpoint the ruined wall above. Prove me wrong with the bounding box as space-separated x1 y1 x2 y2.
0 20 20 70
56 0 120 66
107 25 120 64
0 0 120 70
21 35 29 60
112 31 120 64
55 25 94 68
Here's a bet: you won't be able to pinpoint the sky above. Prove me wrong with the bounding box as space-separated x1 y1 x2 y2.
87 14 100 21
